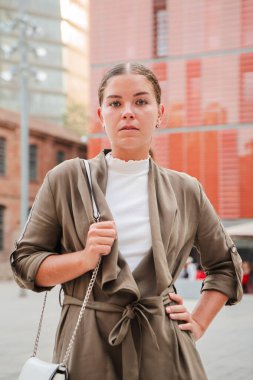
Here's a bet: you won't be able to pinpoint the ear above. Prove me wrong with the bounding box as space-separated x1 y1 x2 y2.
97 107 104 124
158 104 165 119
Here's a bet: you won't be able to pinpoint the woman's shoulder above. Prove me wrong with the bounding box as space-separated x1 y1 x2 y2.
154 163 204 210
154 161 201 193
46 157 83 185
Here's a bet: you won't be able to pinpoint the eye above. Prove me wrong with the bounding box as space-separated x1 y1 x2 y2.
109 100 121 107
136 98 148 105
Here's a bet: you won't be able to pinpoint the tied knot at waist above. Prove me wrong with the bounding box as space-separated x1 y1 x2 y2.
108 298 165 349
124 304 136 320
63 286 174 380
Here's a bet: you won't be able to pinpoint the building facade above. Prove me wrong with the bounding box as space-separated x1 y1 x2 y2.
89 0 253 221
0 109 87 278
0 0 89 130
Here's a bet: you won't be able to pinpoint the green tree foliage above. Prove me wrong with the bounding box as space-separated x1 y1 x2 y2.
63 101 88 136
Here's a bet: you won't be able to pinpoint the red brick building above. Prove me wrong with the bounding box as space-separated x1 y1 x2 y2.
89 0 253 220
0 109 86 277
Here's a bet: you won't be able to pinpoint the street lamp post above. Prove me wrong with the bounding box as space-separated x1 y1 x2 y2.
19 7 30 231
0 5 47 232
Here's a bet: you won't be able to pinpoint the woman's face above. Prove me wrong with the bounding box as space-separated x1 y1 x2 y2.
98 74 164 160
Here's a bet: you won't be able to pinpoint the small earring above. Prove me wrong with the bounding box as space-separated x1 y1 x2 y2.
103 124 106 129
156 120 160 128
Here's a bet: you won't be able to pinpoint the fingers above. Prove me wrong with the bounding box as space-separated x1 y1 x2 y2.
166 293 191 324
82 221 117 271
89 228 116 238
168 292 183 304
88 221 117 239
89 221 116 230
85 221 117 259
97 245 112 256
178 323 192 332
166 303 191 322
86 237 115 255
166 304 187 313
165 293 204 341
169 312 190 322
95 236 115 245
87 223 117 252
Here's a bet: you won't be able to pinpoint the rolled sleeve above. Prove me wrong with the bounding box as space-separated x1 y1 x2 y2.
195 184 243 305
10 173 61 292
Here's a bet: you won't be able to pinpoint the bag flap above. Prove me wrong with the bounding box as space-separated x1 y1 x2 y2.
18 357 66 380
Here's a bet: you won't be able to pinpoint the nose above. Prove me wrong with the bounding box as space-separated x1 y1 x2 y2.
122 104 134 119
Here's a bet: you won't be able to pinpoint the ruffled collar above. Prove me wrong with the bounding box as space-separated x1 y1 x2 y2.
105 152 150 174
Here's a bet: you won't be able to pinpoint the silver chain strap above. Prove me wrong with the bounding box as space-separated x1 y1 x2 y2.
32 291 48 357
62 256 101 366
32 258 101 363
31 159 101 368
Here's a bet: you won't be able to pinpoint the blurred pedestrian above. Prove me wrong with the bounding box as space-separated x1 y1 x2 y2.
10 62 243 380
196 263 207 280
249 263 253 293
242 261 251 293
179 256 197 280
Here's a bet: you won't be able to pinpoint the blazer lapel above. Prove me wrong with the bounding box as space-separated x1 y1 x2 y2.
148 160 177 294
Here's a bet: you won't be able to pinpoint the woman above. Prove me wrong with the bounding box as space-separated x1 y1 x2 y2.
11 63 243 380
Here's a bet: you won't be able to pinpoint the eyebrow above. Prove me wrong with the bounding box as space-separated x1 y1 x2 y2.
106 91 150 99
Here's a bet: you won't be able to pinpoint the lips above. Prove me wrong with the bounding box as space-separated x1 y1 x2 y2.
119 125 139 131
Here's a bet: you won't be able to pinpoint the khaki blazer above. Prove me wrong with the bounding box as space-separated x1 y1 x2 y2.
11 150 243 380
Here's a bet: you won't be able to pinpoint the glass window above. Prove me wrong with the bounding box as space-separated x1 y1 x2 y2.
56 150 65 165
154 0 168 57
156 9 168 56
243 72 253 101
240 54 253 123
186 60 201 126
241 0 253 47
0 206 4 250
0 138 6 176
29 145 38 181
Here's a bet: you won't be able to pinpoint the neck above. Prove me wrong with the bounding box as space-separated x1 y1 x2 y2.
111 148 150 161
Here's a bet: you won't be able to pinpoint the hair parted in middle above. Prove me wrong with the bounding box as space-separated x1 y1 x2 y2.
98 62 161 106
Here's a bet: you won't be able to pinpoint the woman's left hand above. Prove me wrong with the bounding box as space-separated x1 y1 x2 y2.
166 293 205 341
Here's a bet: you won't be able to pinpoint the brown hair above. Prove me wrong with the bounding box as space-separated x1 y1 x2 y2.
98 62 161 106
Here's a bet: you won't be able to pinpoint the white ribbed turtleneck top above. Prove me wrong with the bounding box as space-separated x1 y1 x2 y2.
105 153 152 271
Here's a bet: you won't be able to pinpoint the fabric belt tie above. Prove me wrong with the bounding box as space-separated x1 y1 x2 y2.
63 286 174 380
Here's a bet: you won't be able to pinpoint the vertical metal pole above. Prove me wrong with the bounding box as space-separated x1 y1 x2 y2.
19 4 29 231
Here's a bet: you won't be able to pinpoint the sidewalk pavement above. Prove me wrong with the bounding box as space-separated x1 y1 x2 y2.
0 280 252 380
